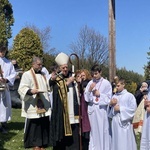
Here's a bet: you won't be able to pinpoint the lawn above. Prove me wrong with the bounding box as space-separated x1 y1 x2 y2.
0 108 52 150
0 108 141 150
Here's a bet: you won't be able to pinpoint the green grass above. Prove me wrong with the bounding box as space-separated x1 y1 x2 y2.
0 108 141 150
0 108 52 150
136 133 141 150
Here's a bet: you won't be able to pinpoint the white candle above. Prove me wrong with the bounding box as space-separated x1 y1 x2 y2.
72 65 74 73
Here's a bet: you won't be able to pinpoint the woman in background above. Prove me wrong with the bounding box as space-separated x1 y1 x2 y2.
75 69 91 150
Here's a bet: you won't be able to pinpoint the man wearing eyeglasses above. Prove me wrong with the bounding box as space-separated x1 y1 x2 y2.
18 56 51 150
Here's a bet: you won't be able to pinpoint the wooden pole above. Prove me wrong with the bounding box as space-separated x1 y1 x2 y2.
108 0 116 82
69 53 82 150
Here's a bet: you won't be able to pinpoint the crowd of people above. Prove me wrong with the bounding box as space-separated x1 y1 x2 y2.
0 45 150 150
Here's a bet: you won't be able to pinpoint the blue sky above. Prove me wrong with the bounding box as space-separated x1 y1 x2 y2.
8 0 150 75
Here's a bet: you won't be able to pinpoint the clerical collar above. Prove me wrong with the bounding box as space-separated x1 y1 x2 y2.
34 70 42 74
93 78 101 83
116 89 127 95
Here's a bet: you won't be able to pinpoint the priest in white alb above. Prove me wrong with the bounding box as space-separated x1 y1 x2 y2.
18 56 51 150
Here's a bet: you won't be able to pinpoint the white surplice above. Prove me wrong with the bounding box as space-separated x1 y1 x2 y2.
108 89 137 150
18 69 51 119
0 57 16 122
84 77 112 150
140 89 150 150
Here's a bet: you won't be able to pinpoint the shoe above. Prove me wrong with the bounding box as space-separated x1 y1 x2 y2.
0 126 8 134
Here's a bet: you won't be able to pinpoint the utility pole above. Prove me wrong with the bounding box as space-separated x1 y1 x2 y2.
108 0 116 82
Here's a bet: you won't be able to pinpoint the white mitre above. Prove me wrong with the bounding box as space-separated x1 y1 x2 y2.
55 52 69 66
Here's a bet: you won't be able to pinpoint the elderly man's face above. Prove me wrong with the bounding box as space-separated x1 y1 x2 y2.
60 64 68 76
32 60 43 72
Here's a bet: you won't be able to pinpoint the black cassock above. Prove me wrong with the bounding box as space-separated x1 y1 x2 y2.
49 73 79 150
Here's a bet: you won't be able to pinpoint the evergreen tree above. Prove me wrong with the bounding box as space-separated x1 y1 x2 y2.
0 0 14 47
9 28 43 71
144 50 150 80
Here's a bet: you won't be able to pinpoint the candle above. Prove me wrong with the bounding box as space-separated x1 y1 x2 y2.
72 65 74 73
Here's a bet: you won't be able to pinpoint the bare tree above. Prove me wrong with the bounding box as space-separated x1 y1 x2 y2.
24 23 56 54
70 25 108 69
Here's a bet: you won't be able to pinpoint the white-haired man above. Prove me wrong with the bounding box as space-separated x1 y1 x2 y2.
49 52 80 150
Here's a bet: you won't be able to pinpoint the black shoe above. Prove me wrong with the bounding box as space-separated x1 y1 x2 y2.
0 126 8 134
1 122 7 129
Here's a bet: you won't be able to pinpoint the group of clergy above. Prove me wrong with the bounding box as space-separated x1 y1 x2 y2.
1 46 150 150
